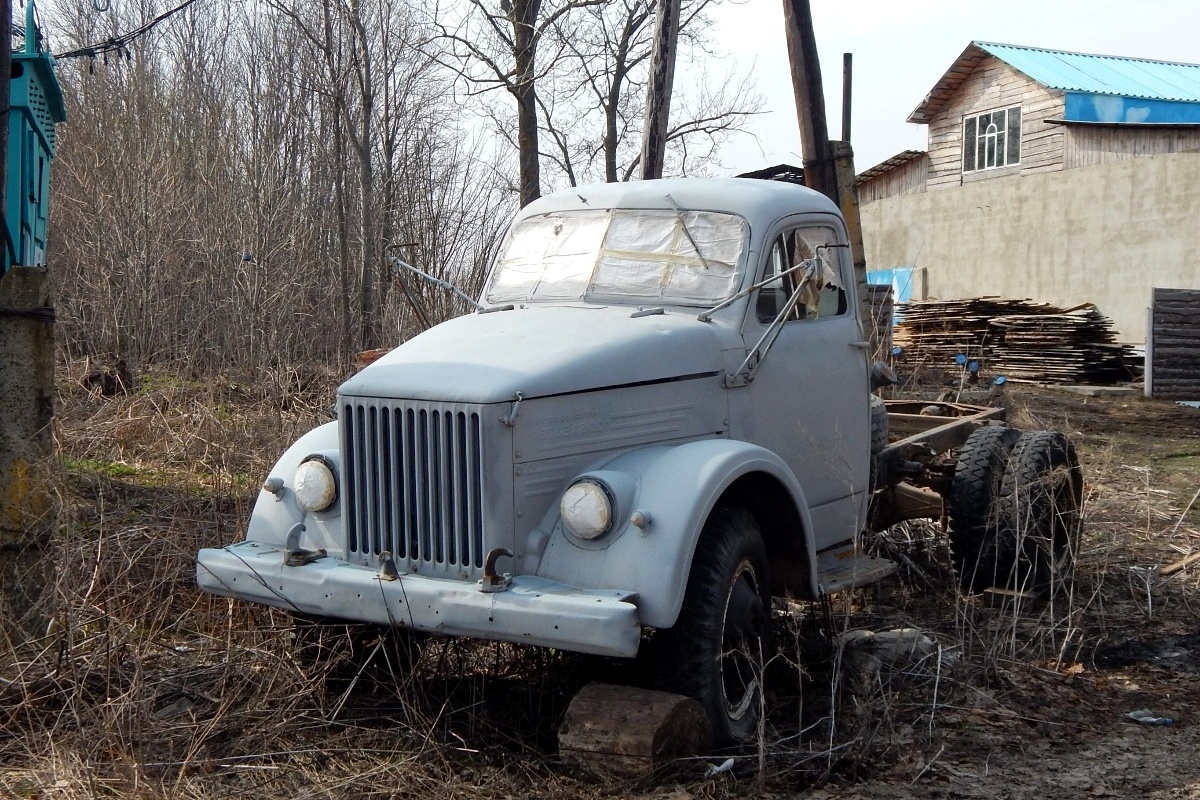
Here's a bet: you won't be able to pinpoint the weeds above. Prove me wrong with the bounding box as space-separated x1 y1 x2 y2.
2 366 1198 797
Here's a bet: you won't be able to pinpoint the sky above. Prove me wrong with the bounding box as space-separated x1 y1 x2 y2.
707 0 1200 175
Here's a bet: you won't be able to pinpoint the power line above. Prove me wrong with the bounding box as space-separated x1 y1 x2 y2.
54 0 201 60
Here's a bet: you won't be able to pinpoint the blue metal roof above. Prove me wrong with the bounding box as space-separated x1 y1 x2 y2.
976 41 1200 103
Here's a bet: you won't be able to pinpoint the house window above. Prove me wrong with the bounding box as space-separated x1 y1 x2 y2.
962 106 1022 172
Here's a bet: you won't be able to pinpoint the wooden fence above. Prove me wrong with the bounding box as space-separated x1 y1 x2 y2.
1147 288 1200 399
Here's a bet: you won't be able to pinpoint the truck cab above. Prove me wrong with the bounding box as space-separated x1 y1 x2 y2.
198 178 889 743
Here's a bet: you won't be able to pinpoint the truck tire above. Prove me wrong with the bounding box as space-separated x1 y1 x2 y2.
997 431 1083 596
868 395 889 494
654 507 771 745
947 425 1021 593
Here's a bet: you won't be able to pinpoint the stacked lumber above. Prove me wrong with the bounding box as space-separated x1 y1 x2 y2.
987 306 1130 383
894 297 1063 366
895 297 1131 384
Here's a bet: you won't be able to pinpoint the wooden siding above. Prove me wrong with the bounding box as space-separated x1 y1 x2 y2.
926 58 1066 190
1148 288 1200 399
857 155 928 205
1065 125 1200 168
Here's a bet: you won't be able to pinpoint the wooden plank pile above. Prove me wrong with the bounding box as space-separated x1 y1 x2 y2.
987 306 1129 383
895 297 1063 366
895 297 1131 384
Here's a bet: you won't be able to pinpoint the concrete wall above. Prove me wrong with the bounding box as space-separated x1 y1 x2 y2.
860 151 1200 343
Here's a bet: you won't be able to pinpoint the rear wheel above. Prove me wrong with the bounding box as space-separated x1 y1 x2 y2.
654 507 771 745
998 431 1083 595
947 425 1021 592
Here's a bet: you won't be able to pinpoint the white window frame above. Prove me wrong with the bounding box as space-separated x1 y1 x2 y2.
962 106 1022 173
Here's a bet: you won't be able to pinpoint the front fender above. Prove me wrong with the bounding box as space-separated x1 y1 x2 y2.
242 421 344 555
534 438 817 629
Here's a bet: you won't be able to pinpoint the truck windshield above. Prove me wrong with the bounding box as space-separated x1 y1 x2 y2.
485 209 748 306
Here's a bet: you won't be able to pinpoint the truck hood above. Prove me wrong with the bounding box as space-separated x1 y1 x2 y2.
339 305 726 403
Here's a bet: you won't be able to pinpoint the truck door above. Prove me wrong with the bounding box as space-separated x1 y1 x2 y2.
739 218 871 550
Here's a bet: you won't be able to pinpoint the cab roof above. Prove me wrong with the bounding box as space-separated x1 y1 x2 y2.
517 178 841 227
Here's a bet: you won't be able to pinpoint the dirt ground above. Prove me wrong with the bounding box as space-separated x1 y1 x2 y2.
795 385 1200 800
2 375 1199 799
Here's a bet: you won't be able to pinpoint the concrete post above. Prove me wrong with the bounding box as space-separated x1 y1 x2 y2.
0 266 55 634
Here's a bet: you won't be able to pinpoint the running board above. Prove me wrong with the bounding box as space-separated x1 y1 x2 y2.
816 546 898 595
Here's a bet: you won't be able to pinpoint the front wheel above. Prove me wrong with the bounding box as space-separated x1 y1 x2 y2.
654 507 771 745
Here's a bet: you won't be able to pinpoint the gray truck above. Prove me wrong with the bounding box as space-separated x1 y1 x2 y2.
196 178 1082 744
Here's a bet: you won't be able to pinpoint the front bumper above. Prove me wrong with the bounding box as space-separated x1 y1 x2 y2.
196 542 643 658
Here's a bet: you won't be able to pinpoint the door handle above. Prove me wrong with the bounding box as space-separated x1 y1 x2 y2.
850 341 871 350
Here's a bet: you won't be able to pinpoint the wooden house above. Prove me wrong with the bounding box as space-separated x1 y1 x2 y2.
859 42 1200 344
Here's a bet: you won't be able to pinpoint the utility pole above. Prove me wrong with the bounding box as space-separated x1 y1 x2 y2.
781 0 835 202
781 0 873 339
1 0 60 638
833 140 871 330
841 52 852 142
640 0 679 180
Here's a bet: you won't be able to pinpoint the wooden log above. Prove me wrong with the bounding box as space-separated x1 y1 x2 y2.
558 683 712 776
1149 326 1200 338
1151 310 1200 322
1161 551 1200 577
1150 386 1200 396
1148 368 1200 379
1153 289 1200 303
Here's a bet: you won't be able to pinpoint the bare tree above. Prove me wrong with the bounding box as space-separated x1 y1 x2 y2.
430 0 604 206
47 0 509 373
538 0 763 186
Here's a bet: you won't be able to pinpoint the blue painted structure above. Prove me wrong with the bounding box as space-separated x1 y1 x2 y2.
975 42 1200 104
975 41 1200 124
867 267 916 324
3 1 65 275
1063 93 1200 124
910 41 1200 126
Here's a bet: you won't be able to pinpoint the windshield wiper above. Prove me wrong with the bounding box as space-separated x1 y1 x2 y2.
388 257 481 310
665 193 714 273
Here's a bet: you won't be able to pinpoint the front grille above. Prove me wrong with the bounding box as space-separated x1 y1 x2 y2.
341 399 485 574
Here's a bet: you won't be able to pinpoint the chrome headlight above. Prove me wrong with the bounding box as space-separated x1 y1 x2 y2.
293 456 337 513
560 479 614 540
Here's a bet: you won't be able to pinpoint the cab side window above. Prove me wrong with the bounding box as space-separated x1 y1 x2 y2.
754 226 847 324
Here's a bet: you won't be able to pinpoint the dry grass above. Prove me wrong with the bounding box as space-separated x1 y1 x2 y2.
2 366 1198 798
